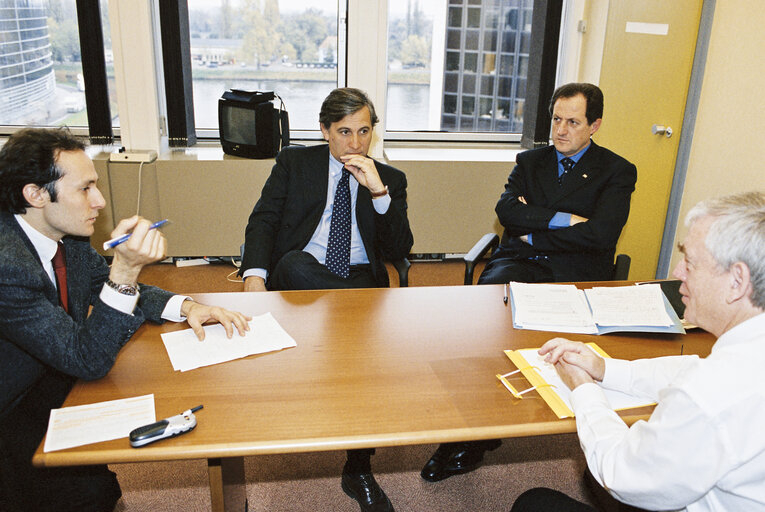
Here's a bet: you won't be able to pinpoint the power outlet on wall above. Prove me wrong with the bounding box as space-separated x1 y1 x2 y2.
109 150 158 163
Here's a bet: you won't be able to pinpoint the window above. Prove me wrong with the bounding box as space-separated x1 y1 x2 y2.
187 0 341 137
385 0 533 138
0 0 116 135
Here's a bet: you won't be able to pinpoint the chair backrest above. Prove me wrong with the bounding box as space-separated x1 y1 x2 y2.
612 253 631 281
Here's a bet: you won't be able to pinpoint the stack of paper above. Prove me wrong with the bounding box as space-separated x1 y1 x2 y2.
161 312 297 371
509 282 683 335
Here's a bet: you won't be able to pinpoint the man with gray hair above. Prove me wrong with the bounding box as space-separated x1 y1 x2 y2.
241 88 413 512
511 191 765 511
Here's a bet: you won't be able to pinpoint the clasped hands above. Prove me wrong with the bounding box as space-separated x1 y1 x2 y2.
108 216 251 341
538 337 606 391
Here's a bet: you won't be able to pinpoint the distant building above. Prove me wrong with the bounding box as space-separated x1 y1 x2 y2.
0 0 56 125
190 37 241 65
441 0 532 132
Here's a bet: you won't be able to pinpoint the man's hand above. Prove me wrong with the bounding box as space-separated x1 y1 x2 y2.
243 276 267 292
109 216 167 285
340 154 386 195
539 337 606 389
180 300 251 341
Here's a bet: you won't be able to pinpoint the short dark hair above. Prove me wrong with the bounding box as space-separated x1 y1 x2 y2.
0 127 85 214
549 83 604 125
319 87 379 129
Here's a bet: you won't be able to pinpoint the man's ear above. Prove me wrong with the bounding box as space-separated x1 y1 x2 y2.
727 261 753 304
589 118 602 136
22 183 50 208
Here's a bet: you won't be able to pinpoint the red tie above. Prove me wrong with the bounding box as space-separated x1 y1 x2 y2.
52 242 69 313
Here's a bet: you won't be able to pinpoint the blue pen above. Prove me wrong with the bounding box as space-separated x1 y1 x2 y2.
102 219 170 250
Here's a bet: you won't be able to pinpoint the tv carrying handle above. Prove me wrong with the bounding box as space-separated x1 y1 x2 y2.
273 92 290 151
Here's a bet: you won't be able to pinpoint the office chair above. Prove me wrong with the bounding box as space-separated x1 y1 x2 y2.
239 244 411 287
461 233 631 285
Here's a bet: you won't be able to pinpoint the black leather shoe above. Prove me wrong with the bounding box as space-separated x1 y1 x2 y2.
420 439 502 482
341 470 395 512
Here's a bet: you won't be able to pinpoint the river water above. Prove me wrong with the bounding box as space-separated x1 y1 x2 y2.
191 79 431 132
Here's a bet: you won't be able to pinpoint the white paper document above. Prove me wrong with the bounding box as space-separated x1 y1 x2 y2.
510 283 595 333
516 349 654 413
585 284 673 327
161 312 297 371
509 282 681 334
44 394 155 452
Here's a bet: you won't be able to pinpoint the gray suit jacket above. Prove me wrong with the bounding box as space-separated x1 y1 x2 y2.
0 212 173 419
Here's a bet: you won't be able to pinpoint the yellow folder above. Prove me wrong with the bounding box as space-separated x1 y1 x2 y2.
497 343 654 419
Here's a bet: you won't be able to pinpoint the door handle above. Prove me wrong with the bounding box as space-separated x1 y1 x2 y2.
651 124 673 138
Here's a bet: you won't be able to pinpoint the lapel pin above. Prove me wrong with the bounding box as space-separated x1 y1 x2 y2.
582 174 588 178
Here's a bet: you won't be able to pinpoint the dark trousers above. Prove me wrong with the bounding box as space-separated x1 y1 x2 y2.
511 488 596 512
0 372 122 512
268 249 378 473
269 250 378 291
477 255 555 285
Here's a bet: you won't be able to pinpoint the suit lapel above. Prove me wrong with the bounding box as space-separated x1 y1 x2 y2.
538 149 562 204
303 145 331 233
1 213 60 308
63 238 89 321
355 176 373 251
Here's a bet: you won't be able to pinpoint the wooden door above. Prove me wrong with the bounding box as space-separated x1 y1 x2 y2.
592 0 703 279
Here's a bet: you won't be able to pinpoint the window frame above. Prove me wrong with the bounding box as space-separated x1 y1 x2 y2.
0 0 562 148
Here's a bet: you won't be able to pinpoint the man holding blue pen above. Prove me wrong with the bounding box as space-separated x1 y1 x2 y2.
0 128 250 512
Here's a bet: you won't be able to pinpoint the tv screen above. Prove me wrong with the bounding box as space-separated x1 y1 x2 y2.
222 104 257 145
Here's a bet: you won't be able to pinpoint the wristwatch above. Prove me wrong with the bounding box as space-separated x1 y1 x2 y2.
105 279 139 296
370 185 389 198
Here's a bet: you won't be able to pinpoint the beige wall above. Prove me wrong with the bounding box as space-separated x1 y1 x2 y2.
93 148 511 258
667 0 765 272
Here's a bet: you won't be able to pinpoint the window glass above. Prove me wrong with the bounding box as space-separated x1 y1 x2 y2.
0 0 113 128
386 0 533 134
188 0 339 132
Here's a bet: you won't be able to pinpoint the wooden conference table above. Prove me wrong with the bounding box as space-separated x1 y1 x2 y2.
33 283 715 512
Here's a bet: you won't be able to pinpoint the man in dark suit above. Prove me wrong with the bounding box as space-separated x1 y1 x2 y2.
420 83 637 483
0 128 249 512
241 88 413 512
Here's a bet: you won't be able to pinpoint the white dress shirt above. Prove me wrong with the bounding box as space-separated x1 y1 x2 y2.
15 214 186 320
244 152 391 281
571 312 765 511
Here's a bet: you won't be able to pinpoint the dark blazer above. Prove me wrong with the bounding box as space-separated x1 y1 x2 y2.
493 141 637 281
0 212 173 420
241 144 414 287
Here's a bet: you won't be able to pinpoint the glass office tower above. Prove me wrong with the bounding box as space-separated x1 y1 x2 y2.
0 0 56 125
441 0 533 132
